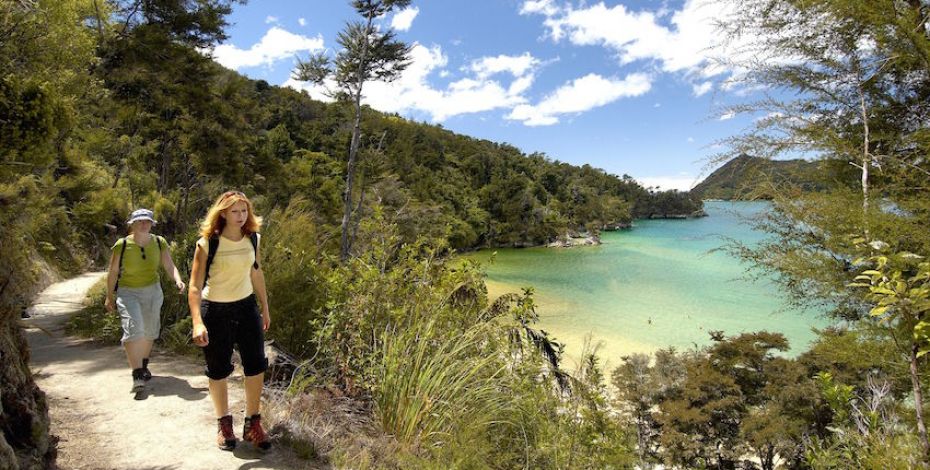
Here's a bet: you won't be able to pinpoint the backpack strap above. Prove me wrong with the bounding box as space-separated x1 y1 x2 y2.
114 238 128 293
202 233 260 289
203 236 220 289
156 235 165 251
250 232 260 270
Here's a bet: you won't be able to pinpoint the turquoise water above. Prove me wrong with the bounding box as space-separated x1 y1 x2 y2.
463 201 828 366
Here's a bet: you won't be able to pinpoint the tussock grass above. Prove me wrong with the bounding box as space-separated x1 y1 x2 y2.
262 379 405 468
374 319 509 449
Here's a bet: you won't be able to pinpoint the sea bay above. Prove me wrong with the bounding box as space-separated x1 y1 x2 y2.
463 201 829 367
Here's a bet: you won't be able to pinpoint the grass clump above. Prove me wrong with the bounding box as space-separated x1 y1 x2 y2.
374 320 506 448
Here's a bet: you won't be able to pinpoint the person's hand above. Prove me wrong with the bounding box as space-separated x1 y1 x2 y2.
105 296 116 313
192 323 209 347
261 307 271 332
175 279 186 293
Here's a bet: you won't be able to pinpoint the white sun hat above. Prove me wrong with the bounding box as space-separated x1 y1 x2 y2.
126 208 156 225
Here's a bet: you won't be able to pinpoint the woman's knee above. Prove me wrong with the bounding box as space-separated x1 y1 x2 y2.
241 355 268 377
205 363 235 380
118 303 145 343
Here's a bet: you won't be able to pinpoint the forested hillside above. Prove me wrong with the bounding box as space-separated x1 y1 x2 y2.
692 154 833 200
42 2 701 254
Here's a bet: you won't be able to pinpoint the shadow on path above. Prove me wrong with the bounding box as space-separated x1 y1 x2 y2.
27 273 325 469
133 375 208 401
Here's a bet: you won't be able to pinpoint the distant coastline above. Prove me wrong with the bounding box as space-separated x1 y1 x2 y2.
691 154 825 200
546 209 708 249
464 200 824 363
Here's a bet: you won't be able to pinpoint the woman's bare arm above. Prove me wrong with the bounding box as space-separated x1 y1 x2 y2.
104 250 120 312
160 239 186 293
188 242 209 346
249 235 271 331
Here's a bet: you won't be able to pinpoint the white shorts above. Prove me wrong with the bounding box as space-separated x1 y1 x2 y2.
116 282 163 343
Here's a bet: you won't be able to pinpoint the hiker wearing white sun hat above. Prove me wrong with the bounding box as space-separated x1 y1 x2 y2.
105 208 186 394
126 208 157 225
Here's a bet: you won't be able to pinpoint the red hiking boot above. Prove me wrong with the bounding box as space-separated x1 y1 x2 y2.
216 415 237 451
243 414 271 450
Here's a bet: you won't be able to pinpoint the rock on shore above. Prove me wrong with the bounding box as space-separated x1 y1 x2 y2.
547 234 601 248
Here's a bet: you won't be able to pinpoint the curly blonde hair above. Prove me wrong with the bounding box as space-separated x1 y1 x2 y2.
199 191 262 239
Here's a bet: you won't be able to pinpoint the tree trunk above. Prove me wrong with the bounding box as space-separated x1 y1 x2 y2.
859 88 869 216
340 90 363 261
158 138 174 194
92 0 105 42
339 9 375 262
348 169 365 253
910 342 930 461
760 445 774 470
349 131 385 251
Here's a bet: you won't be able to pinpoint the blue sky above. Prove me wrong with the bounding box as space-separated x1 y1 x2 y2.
212 0 755 190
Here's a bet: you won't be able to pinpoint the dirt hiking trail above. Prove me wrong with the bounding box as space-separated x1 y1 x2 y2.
25 272 322 470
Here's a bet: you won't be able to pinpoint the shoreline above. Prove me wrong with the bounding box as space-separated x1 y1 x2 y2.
458 212 710 253
465 201 824 366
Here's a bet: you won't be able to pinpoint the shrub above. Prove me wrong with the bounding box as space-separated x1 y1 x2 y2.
374 319 507 448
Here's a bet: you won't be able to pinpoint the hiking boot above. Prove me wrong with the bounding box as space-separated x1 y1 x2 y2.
216 415 237 451
243 414 271 450
131 368 145 393
141 358 152 382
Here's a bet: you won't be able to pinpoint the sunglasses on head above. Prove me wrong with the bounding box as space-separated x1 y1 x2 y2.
221 190 245 199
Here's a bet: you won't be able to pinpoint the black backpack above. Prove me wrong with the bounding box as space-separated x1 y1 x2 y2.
114 235 164 293
202 232 260 288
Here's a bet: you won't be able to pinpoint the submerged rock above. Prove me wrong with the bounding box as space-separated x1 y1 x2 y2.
547 234 601 248
602 222 632 231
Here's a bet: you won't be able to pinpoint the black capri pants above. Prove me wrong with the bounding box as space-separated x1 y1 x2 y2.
200 294 268 380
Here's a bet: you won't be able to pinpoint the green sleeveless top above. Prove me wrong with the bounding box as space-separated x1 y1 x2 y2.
113 235 164 288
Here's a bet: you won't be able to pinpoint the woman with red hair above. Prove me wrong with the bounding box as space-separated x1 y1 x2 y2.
188 191 272 451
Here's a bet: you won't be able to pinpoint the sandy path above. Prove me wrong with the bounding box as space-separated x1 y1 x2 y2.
25 272 321 470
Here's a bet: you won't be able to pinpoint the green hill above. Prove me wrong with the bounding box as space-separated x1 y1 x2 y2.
691 155 827 200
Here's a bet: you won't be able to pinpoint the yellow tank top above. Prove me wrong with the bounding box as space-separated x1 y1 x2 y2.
197 234 258 302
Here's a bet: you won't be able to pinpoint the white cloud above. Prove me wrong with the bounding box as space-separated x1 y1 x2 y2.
507 73 651 126
539 1 732 72
755 111 784 122
718 111 735 121
391 6 419 32
692 81 712 96
282 32 648 126
520 0 562 16
282 76 336 104
653 102 661 108
265 15 278 24
468 53 540 79
637 175 699 191
509 75 535 95
298 18 306 27
687 136 695 142
285 44 540 122
523 0 740 90
212 27 324 70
